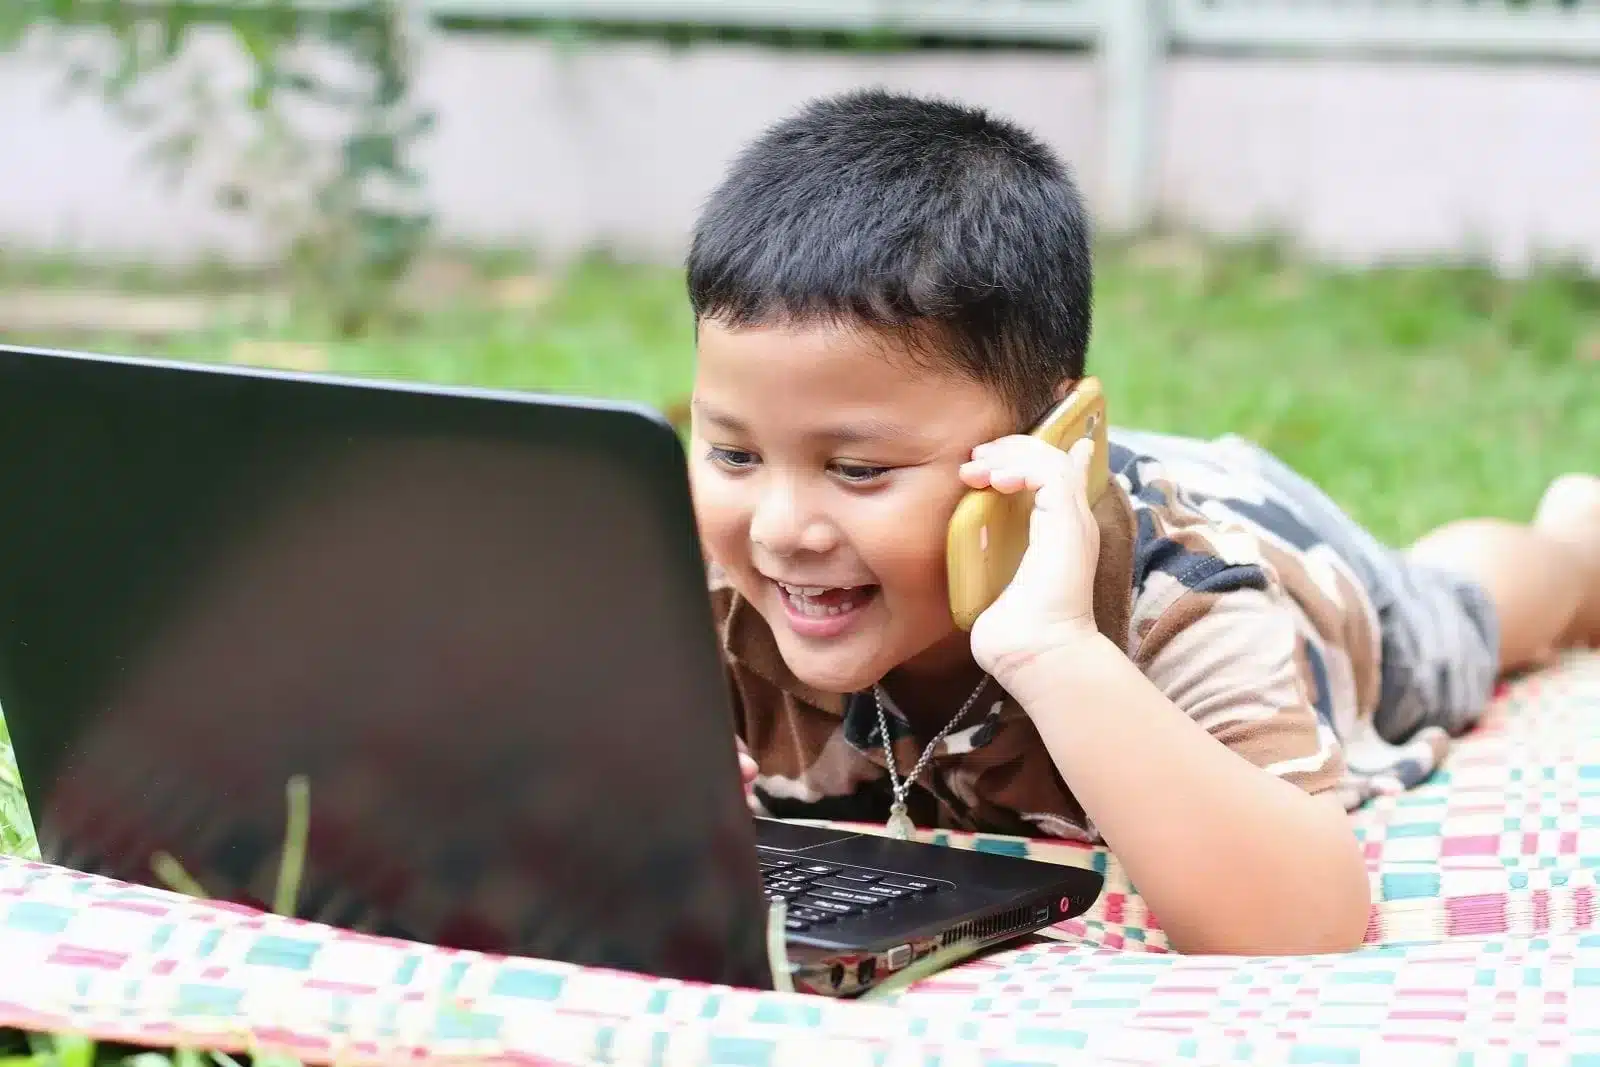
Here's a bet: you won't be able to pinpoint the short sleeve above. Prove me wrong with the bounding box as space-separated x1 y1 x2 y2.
1131 576 1347 798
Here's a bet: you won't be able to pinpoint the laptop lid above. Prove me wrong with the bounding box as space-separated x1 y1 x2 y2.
0 344 773 989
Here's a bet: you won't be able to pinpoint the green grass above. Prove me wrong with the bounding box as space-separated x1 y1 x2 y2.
0 720 33 859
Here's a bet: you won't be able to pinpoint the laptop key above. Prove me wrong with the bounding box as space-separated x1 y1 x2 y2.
859 884 910 901
799 864 838 876
797 896 856 916
812 887 886 908
832 870 879 883
878 877 938 893
814 877 887 894
789 907 831 924
784 917 812 932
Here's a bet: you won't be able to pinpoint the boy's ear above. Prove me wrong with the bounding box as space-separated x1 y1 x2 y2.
1052 376 1082 403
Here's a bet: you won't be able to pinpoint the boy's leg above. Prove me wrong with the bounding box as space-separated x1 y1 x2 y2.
1407 473 1600 672
1544 474 1600 648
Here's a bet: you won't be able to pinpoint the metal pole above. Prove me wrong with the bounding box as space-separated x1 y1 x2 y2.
1101 0 1166 234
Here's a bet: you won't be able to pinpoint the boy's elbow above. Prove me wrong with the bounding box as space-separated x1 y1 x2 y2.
1176 899 1368 957
1174 797 1373 957
1264 798 1373 956
1263 795 1372 956
1308 795 1374 953
1297 865 1372 954
1183 878 1370 957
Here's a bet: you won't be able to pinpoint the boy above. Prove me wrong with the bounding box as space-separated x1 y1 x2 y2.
686 89 1600 956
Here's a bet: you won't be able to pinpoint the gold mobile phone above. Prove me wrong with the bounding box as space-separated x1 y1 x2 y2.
946 377 1110 632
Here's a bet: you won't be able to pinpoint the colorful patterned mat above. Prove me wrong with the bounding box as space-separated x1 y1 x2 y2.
1 652 1597 1066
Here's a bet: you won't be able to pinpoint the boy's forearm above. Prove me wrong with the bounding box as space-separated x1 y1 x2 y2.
1004 631 1371 956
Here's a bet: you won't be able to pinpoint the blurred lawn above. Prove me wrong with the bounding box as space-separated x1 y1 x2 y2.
0 238 1596 858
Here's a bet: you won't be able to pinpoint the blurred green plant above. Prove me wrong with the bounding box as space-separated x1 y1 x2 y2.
0 0 436 335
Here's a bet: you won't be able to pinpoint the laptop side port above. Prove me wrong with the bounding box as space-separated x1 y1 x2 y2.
856 957 877 987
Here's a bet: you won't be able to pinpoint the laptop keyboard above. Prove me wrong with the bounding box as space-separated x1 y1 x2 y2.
760 856 944 933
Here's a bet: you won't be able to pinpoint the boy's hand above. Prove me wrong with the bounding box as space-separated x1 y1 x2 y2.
735 737 762 812
735 737 759 786
959 434 1100 685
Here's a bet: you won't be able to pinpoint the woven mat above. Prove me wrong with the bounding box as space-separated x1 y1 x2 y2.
1 652 1597 1066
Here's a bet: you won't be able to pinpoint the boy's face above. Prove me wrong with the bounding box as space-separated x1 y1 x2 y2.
690 320 1014 695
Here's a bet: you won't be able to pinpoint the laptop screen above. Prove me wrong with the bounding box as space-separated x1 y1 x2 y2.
0 345 773 989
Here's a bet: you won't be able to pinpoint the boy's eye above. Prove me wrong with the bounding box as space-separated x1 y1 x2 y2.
831 462 892 484
707 446 758 471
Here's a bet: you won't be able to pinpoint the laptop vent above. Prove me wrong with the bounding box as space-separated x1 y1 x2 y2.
940 904 1037 948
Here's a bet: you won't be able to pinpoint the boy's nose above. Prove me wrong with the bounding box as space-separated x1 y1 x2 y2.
749 484 837 556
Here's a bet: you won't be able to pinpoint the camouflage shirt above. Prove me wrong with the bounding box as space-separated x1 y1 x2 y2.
714 431 1452 843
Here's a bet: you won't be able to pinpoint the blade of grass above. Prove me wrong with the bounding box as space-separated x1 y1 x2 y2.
54 1035 93 1067
150 854 209 900
765 899 794 995
272 775 310 918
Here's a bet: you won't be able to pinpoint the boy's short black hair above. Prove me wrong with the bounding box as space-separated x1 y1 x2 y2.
688 88 1093 421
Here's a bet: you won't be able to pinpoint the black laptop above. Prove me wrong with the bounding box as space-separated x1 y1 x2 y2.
0 343 1103 997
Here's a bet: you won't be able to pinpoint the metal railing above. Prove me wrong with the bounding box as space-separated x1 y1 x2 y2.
418 0 1600 57
420 0 1104 43
1171 0 1600 60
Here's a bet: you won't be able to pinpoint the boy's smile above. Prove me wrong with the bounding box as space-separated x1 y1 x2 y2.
772 581 876 638
689 319 1015 695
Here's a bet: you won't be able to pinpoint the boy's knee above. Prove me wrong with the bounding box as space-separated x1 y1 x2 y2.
1407 519 1570 609
1407 518 1517 569
1407 519 1580 674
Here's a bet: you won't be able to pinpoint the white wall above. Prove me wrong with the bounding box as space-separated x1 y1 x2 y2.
1159 57 1600 273
2 29 1596 272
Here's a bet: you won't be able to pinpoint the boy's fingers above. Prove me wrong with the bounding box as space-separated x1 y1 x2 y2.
735 738 758 783
972 437 1077 499
1037 437 1094 513
1067 436 1094 481
958 460 992 488
989 468 1033 493
965 436 1095 519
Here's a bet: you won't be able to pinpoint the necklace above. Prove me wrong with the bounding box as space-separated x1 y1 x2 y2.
873 674 991 841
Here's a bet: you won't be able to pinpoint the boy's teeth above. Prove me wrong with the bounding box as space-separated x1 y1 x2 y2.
779 583 833 595
778 582 867 618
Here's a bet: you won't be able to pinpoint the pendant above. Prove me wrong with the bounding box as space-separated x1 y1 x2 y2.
886 801 916 841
